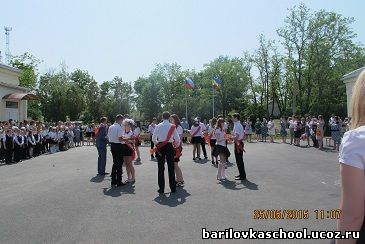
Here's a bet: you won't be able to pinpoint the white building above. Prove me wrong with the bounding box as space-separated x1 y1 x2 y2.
342 66 365 117
0 63 37 122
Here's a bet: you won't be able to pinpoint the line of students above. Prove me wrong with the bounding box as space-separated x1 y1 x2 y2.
0 120 89 165
0 126 48 164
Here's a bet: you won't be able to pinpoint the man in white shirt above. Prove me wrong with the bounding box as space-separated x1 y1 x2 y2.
152 111 180 194
107 114 125 187
148 117 157 160
232 113 247 180
197 117 208 159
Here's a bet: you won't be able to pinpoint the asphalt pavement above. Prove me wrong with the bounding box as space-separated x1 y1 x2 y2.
0 141 341 244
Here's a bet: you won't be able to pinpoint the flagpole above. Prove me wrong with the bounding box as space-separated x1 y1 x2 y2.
185 86 188 121
212 86 215 118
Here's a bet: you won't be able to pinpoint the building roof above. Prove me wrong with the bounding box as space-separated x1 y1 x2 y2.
0 81 28 91
0 63 22 74
2 93 38 100
341 66 365 82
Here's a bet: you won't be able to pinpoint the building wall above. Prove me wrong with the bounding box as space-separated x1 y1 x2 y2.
0 85 28 122
0 68 20 86
0 66 27 122
344 78 356 117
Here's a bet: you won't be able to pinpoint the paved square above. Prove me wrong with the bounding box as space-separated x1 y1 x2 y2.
0 142 340 243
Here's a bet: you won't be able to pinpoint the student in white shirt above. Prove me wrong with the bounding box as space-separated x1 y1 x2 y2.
232 113 246 181
190 119 202 160
171 114 184 187
289 116 296 145
107 114 126 187
208 118 218 165
13 128 23 162
133 121 142 162
197 117 208 159
214 118 230 181
337 70 365 243
121 119 136 183
148 118 157 160
152 111 180 194
27 130 36 158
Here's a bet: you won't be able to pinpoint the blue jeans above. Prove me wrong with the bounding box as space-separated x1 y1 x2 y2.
97 146 107 174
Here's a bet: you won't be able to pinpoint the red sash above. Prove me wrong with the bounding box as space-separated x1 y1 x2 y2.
206 129 215 147
150 125 176 155
95 127 100 137
235 140 245 153
191 126 201 137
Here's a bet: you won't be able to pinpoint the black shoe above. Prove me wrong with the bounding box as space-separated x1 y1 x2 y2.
111 183 117 187
117 182 126 187
102 172 110 175
235 177 246 181
204 156 208 159
171 189 176 193
193 157 197 160
157 189 164 194
198 157 202 160
235 175 241 178
211 161 215 164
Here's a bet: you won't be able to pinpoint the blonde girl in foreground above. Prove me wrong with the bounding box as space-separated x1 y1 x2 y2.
336 70 365 244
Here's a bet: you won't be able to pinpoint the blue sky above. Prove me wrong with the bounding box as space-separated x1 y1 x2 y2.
1 0 364 83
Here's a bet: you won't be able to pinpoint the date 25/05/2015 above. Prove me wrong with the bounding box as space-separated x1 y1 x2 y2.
253 209 341 220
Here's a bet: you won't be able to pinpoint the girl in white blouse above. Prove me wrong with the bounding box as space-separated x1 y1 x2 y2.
208 118 218 165
215 118 230 180
171 114 184 187
122 119 136 183
337 70 365 244
134 121 142 162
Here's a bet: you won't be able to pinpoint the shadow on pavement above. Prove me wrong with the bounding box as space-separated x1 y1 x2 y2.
103 184 136 197
218 179 259 191
90 175 105 183
193 159 208 164
153 188 191 207
242 179 259 190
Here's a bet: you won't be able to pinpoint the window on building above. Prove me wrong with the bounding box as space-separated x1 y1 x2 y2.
5 101 18 109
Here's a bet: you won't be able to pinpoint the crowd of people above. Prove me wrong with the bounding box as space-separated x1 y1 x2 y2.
93 112 247 194
0 120 97 164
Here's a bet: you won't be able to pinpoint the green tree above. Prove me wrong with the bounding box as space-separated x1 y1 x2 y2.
10 52 43 119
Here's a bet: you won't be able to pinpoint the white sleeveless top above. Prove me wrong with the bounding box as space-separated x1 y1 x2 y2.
339 125 365 169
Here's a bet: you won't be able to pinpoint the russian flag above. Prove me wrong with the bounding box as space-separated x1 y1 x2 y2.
212 76 222 88
184 78 195 89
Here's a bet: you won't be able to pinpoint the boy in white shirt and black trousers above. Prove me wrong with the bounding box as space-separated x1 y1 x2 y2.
197 117 208 159
232 113 247 181
152 111 180 194
107 114 126 187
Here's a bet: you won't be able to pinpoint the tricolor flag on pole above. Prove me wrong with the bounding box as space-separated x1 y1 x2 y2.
184 78 195 89
212 76 222 89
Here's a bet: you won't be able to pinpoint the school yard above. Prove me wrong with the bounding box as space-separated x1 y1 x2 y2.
0 141 340 244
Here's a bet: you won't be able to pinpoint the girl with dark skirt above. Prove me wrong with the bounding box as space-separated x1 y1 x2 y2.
21 129 28 159
214 118 230 181
13 128 23 163
190 118 202 160
122 119 136 183
208 118 218 165
134 121 142 162
4 129 14 164
294 118 302 146
171 114 184 187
